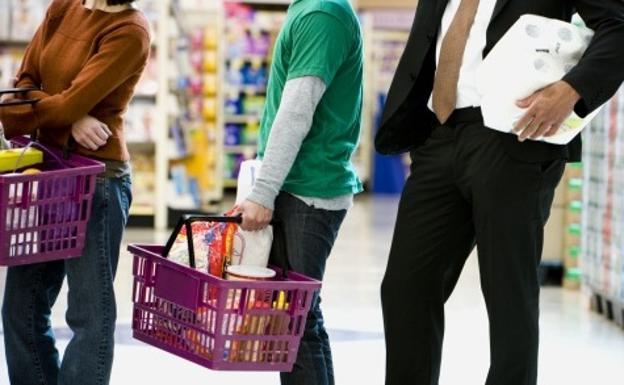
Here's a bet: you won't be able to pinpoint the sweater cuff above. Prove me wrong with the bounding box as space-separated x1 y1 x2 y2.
246 181 279 211
0 101 39 138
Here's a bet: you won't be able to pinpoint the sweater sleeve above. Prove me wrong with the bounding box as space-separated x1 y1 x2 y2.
247 76 327 210
0 24 150 139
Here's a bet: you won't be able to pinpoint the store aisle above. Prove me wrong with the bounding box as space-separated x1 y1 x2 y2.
1 196 623 385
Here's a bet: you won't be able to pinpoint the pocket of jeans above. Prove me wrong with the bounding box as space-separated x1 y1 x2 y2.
123 176 133 208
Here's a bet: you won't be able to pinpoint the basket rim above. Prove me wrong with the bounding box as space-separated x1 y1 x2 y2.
129 243 322 290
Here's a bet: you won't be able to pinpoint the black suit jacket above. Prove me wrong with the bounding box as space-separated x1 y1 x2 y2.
375 0 624 162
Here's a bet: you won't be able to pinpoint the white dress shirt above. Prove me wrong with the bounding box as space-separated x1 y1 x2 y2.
428 0 498 110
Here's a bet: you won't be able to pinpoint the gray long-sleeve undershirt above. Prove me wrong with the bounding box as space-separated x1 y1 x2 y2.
247 76 354 211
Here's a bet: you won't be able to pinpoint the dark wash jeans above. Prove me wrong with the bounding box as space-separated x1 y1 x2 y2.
2 176 132 385
274 192 347 385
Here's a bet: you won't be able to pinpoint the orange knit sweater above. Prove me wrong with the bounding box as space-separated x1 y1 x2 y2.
0 0 151 161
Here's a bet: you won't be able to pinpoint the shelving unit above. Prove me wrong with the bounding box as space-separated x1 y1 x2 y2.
359 9 413 193
221 1 287 187
152 0 225 229
2 0 380 229
582 86 624 327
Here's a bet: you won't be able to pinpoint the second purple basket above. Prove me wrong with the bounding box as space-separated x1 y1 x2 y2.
0 136 104 266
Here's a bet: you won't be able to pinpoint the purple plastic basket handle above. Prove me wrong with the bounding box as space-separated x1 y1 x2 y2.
11 140 68 172
28 141 68 167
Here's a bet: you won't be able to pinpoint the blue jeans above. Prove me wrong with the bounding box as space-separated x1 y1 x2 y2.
2 176 132 385
274 192 347 385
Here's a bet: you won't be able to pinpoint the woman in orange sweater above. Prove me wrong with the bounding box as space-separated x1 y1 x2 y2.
0 1 150 384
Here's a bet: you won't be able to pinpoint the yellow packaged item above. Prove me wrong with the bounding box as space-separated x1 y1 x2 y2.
0 147 43 173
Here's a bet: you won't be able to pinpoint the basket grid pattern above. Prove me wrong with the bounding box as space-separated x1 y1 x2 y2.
0 138 103 266
130 245 320 371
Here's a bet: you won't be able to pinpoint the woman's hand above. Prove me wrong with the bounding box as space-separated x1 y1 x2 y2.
71 115 112 151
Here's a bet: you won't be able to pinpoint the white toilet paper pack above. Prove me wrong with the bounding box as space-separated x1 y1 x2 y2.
477 14 603 145
235 159 263 205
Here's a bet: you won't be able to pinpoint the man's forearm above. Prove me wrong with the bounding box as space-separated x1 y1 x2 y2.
247 76 326 210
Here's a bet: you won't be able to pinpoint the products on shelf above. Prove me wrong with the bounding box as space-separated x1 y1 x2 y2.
581 86 624 303
223 4 286 184
178 23 221 202
0 48 24 87
7 0 47 41
0 1 10 40
134 52 158 97
130 152 156 215
124 102 157 143
562 163 583 290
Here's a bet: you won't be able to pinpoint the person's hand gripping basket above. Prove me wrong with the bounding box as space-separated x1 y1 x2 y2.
0 88 105 266
128 215 321 371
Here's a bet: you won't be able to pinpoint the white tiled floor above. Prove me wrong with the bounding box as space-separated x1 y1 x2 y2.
1 195 623 385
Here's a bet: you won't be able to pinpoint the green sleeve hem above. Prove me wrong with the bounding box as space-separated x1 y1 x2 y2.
286 69 330 86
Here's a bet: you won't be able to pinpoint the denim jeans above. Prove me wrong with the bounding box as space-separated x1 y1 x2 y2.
2 176 132 385
274 192 347 385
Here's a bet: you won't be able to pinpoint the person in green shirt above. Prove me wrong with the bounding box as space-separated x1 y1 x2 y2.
236 0 363 383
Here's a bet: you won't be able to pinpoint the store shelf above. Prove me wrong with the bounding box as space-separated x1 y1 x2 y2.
0 40 29 47
224 144 258 153
225 55 270 64
130 206 156 216
224 114 261 123
227 85 267 94
127 141 156 151
224 179 238 188
230 0 292 6
133 93 158 102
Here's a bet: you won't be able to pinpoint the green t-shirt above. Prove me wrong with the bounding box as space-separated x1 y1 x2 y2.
257 0 364 198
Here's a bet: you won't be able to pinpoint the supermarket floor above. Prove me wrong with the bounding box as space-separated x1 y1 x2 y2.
1 195 624 385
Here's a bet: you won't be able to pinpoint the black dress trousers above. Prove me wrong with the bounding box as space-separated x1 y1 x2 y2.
381 108 565 385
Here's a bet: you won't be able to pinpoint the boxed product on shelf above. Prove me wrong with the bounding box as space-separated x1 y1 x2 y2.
124 102 157 143
134 52 158 97
130 152 156 214
0 0 10 40
139 0 159 36
10 0 47 41
0 48 20 87
581 85 624 303
221 2 286 183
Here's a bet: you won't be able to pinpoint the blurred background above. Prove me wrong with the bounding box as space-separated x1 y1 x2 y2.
1 0 623 384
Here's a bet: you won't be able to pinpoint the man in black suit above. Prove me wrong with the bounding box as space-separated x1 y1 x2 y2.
377 0 624 384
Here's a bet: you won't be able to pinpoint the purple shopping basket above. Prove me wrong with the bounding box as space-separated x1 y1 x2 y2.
129 243 321 371
0 136 104 266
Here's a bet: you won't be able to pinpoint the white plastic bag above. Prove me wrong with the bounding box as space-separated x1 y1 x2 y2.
231 227 273 267
235 159 263 205
477 14 604 145
233 158 273 268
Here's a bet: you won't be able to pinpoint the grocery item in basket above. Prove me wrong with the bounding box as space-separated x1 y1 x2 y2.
224 266 278 363
168 219 239 278
225 265 276 281
0 147 43 173
231 226 273 268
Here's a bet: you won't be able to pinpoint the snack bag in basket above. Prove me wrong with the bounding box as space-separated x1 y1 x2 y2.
168 221 216 271
168 216 239 279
